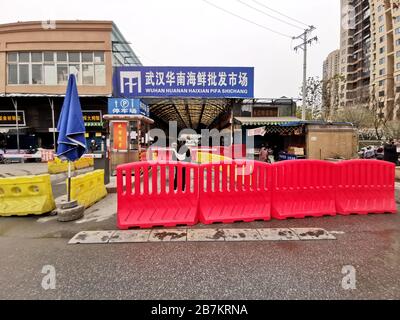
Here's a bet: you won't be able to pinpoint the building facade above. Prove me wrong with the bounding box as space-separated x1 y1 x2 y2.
339 0 400 121
370 0 400 120
339 0 371 108
322 49 341 119
0 20 140 150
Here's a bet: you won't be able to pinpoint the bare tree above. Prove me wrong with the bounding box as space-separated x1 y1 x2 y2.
369 86 387 141
299 76 323 120
333 105 374 128
322 74 346 120
384 121 400 140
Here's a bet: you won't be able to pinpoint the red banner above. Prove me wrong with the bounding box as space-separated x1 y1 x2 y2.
113 122 128 151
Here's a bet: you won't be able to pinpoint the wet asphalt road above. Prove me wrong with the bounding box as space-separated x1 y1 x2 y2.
0 207 399 300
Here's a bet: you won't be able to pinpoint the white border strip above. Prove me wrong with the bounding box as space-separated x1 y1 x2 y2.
69 228 339 245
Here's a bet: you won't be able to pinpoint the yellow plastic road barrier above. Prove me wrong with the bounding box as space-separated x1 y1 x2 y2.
68 170 107 209
48 157 70 174
0 174 56 216
48 157 94 174
196 152 232 164
74 158 93 170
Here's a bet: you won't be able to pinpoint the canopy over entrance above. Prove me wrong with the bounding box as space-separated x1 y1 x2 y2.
142 98 232 130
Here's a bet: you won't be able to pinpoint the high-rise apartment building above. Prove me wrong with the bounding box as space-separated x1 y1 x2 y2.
338 0 399 120
339 0 371 108
322 49 341 119
370 0 400 120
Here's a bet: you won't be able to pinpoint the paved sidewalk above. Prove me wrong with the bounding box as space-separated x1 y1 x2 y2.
0 162 49 177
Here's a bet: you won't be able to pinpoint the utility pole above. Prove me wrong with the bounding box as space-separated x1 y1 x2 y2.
11 98 20 156
293 26 318 121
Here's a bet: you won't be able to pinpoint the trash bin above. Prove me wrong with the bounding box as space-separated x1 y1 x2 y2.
93 151 110 185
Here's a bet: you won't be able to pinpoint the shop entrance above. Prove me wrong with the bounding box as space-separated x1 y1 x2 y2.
145 98 233 132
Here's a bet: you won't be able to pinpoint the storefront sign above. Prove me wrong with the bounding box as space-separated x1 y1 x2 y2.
0 111 25 127
82 111 103 127
248 127 267 137
114 66 254 98
108 98 149 116
113 122 128 151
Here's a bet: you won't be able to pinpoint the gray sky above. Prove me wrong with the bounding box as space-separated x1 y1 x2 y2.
1 0 340 99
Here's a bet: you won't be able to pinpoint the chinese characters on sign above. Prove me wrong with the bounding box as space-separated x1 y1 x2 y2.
114 67 254 98
82 111 102 123
107 99 149 116
0 111 26 126
113 122 128 151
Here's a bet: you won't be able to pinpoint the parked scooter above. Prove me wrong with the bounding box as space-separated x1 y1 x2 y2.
359 145 385 160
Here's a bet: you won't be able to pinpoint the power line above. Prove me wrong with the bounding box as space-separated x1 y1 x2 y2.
236 0 304 30
200 0 293 39
250 0 310 28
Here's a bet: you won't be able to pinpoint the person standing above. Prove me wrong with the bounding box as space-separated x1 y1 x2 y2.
259 144 268 162
384 139 398 165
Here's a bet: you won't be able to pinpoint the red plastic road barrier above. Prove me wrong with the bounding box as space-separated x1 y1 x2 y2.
271 160 337 220
216 144 247 159
336 160 397 215
198 160 272 224
149 148 174 161
117 161 199 229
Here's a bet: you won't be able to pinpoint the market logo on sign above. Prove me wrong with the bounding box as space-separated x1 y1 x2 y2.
120 71 142 94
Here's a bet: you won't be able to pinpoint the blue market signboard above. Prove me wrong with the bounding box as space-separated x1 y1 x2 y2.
108 98 149 116
113 66 254 98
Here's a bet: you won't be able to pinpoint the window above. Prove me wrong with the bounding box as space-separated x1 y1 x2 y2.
44 65 57 85
379 47 385 54
380 36 385 43
82 65 94 85
379 25 384 33
57 52 67 62
7 52 18 63
379 80 385 86
31 52 43 63
68 52 80 63
57 65 68 85
82 52 93 63
95 65 106 85
378 5 382 12
397 63 400 70
19 64 29 84
396 75 400 82
378 15 384 22
379 57 385 65
44 52 55 63
19 53 30 63
31 64 43 84
396 28 400 34
397 51 400 57
7 51 106 86
94 52 105 63
69 64 80 83
8 64 18 84
379 68 385 75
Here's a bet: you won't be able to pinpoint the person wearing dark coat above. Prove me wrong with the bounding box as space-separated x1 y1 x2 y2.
384 139 398 165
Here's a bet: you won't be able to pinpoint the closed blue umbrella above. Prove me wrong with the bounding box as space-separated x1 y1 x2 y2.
57 74 87 201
